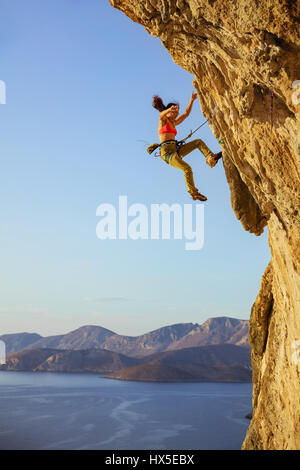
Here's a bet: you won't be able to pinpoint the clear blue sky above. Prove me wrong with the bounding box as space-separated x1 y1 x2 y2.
0 0 270 336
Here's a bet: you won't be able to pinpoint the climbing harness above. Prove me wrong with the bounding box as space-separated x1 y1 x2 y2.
146 118 209 160
160 140 183 164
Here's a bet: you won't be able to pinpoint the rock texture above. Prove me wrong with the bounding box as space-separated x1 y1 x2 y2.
110 0 300 450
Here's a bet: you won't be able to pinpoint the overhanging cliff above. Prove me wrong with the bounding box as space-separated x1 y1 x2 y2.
109 0 300 450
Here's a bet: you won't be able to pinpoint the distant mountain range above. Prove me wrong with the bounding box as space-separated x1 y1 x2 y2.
0 332 43 354
1 344 251 382
0 316 249 357
0 317 251 382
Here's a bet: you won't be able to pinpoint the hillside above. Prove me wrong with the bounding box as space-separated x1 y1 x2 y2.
0 333 42 354
144 343 251 367
106 362 251 383
105 344 251 383
23 325 117 351
2 317 249 357
166 317 249 351
0 343 251 382
0 348 140 373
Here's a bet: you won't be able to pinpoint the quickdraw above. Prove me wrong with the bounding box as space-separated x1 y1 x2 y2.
180 119 209 144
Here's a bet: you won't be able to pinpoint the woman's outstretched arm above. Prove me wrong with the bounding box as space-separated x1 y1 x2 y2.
175 92 198 125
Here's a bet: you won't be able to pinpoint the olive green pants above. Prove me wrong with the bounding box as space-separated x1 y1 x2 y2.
160 139 214 196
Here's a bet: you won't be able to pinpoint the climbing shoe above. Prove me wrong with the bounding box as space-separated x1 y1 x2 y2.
213 151 222 162
206 151 222 168
192 192 207 202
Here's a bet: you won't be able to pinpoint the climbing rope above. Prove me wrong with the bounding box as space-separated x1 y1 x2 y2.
180 119 209 143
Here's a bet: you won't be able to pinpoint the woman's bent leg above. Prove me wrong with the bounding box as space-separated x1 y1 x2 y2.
178 139 212 159
178 139 219 168
169 152 198 196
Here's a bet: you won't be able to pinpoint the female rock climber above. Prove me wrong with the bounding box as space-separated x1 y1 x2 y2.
152 92 222 201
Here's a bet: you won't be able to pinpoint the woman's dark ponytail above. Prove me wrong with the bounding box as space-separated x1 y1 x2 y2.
152 95 179 112
152 95 166 112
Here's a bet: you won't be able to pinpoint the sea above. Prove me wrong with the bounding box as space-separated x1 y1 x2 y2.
0 371 252 450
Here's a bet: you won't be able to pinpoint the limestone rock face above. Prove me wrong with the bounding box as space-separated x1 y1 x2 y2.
110 0 300 450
